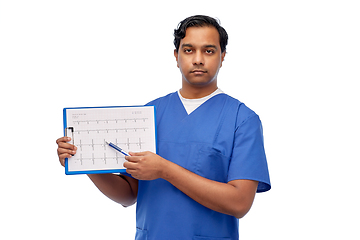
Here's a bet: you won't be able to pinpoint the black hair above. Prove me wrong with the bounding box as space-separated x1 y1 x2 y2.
174 15 228 53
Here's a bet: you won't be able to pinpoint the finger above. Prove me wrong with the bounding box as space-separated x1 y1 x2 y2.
59 155 71 167
57 147 77 156
126 169 139 179
58 153 71 167
56 136 71 144
125 155 139 163
57 141 77 151
128 151 147 156
123 161 137 170
125 166 138 175
60 158 66 167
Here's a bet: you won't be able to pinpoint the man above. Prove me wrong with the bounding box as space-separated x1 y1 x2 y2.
57 15 271 240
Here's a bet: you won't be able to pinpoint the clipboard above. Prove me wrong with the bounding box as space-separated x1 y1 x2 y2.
63 105 156 175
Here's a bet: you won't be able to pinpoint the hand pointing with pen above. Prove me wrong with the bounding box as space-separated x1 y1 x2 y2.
124 151 168 181
104 141 166 180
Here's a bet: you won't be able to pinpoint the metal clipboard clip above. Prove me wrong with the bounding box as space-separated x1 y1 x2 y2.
65 127 74 145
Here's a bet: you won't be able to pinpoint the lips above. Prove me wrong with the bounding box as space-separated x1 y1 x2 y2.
190 69 207 73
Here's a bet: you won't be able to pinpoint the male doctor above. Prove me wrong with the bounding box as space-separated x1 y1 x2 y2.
56 15 271 240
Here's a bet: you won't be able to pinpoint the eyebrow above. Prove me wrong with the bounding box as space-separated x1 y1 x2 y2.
204 44 218 49
181 43 193 49
181 43 218 50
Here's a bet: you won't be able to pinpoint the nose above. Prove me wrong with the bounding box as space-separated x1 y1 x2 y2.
192 51 204 65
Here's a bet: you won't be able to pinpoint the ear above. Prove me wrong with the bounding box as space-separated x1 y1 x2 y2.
220 51 226 67
174 49 179 68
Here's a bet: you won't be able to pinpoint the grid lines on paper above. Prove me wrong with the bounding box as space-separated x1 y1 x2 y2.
66 106 156 172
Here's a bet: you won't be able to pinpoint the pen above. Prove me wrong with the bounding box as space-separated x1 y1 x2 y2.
105 141 130 156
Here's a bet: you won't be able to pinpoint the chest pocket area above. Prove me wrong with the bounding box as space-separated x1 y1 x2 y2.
194 146 230 183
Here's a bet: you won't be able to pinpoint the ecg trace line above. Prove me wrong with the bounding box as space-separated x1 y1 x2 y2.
74 128 148 134
74 138 145 149
77 155 124 165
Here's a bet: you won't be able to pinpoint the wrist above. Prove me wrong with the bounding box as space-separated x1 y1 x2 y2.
158 157 172 180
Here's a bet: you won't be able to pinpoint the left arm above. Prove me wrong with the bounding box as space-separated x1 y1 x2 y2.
124 151 258 219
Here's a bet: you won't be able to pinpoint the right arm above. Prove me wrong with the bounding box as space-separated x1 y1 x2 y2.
56 137 138 207
87 173 138 207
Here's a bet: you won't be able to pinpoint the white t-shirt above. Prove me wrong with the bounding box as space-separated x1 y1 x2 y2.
177 88 224 114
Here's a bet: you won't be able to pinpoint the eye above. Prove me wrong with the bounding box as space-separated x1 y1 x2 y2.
205 49 215 54
184 49 192 53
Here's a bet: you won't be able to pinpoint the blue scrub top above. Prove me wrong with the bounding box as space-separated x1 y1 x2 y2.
134 92 271 240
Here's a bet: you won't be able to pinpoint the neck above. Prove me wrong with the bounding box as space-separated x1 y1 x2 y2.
180 80 218 99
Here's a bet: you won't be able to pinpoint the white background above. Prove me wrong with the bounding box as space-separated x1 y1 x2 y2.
1 1 359 239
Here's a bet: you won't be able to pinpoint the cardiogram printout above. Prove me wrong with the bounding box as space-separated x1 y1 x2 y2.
63 105 156 175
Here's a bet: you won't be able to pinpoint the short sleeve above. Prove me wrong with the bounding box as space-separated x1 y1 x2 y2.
227 109 271 193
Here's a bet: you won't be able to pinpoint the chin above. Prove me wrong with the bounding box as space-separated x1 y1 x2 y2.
185 77 216 86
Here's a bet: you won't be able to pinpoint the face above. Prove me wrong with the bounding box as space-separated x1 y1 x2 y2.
174 26 226 89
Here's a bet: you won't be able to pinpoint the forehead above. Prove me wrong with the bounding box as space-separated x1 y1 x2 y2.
180 26 220 48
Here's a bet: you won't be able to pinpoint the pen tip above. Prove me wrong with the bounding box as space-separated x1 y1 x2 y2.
105 141 109 145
